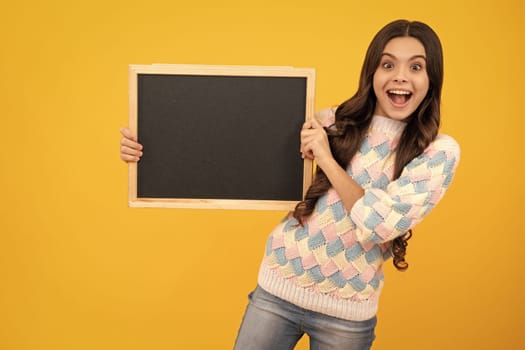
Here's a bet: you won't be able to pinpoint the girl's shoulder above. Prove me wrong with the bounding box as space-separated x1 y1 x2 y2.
425 133 461 161
314 107 337 127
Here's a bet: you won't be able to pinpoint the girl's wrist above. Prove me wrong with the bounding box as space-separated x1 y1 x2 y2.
316 156 339 175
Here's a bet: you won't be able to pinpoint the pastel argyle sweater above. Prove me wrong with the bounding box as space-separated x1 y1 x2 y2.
258 109 460 321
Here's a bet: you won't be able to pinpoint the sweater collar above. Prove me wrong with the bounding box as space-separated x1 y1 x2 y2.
370 115 407 136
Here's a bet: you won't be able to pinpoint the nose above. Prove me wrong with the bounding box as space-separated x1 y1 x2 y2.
393 67 408 83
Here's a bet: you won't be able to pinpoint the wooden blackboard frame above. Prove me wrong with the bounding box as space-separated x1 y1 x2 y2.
128 64 315 210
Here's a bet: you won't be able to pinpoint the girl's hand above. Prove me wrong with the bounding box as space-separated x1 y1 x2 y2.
300 118 334 169
120 127 143 162
301 117 364 212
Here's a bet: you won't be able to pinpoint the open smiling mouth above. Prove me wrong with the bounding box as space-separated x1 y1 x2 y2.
387 89 412 106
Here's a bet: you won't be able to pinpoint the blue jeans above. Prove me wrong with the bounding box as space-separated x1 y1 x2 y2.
233 286 376 350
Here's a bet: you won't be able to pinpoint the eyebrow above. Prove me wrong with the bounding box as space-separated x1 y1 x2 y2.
381 52 427 61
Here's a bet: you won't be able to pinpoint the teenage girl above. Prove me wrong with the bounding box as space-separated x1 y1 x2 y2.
120 19 460 350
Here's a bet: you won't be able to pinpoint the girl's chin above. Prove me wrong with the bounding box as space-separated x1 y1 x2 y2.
380 109 412 120
383 103 416 120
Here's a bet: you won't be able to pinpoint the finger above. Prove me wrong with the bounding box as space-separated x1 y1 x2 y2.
120 145 143 157
300 147 314 160
120 127 138 142
300 136 315 150
302 149 314 160
301 131 322 146
300 127 320 139
120 153 141 162
302 151 314 160
304 118 322 130
120 137 143 150
300 139 314 156
302 119 316 130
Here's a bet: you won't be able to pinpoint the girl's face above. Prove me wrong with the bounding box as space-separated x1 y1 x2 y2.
373 36 430 121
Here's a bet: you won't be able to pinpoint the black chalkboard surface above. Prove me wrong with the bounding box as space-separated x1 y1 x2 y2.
128 65 315 210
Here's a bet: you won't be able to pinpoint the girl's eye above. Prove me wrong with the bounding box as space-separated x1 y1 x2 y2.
411 63 423 71
382 62 393 69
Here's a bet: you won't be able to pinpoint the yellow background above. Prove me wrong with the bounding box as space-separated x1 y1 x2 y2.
1 0 523 349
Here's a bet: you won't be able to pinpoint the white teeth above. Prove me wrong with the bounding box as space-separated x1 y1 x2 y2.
388 90 411 95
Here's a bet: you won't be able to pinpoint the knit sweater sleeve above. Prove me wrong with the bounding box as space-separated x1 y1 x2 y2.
349 134 460 243
314 107 336 127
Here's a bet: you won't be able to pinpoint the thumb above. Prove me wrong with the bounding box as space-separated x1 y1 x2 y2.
309 117 322 129
120 127 138 142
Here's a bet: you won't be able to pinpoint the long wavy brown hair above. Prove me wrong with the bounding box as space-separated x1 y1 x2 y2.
293 20 444 271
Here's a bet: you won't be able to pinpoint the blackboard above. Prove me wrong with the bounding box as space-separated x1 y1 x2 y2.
128 64 315 210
